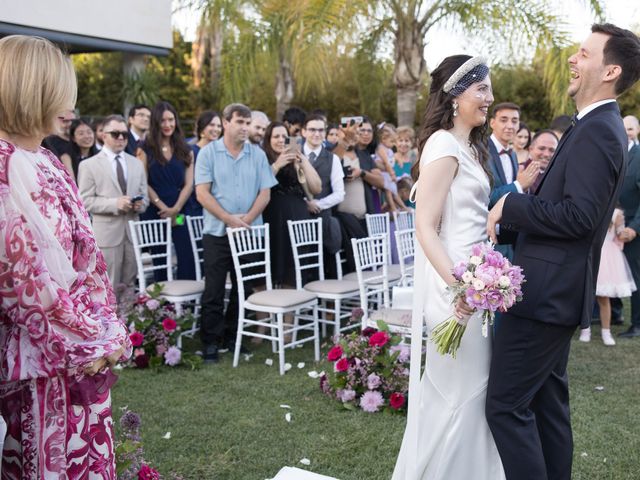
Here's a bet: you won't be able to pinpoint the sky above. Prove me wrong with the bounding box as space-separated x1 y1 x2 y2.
172 0 640 69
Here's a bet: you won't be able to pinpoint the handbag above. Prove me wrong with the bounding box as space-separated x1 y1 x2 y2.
295 163 314 200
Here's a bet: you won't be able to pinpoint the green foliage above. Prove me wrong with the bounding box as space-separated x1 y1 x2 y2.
73 52 125 116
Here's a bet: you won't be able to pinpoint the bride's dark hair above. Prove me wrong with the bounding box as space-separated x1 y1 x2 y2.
412 55 491 183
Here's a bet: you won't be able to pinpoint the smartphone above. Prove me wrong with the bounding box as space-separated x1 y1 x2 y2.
340 116 364 127
284 137 291 145
131 195 144 203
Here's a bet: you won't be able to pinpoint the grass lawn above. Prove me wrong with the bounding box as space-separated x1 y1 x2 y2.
112 322 639 480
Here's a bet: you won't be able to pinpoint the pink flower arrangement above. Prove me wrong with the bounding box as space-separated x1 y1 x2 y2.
138 465 161 480
431 242 526 357
321 315 410 414
123 284 201 370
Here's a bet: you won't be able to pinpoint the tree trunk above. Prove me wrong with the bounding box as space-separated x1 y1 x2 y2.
397 87 419 127
393 18 426 126
209 24 223 95
191 26 207 88
275 49 295 120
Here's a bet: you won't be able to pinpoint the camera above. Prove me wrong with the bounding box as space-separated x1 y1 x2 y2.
284 137 290 145
342 165 353 177
340 116 364 127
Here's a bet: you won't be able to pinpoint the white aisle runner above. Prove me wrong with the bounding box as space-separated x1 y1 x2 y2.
271 466 338 479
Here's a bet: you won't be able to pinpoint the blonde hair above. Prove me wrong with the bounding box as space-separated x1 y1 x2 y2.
0 35 77 138
396 126 415 142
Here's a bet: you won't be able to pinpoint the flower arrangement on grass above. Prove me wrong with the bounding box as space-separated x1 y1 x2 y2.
320 310 410 413
125 284 202 370
116 409 184 480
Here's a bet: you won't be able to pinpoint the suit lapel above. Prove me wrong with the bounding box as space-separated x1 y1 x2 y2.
488 141 507 184
534 123 577 195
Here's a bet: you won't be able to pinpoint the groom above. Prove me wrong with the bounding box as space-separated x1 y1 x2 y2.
486 24 640 480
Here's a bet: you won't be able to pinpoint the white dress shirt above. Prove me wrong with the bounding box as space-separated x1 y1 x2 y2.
303 143 345 210
102 146 128 182
576 98 616 120
490 134 522 193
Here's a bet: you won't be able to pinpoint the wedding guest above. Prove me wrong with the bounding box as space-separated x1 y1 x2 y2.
550 114 572 140
192 110 223 159
514 122 532 168
138 100 197 280
262 121 321 286
623 115 639 150
93 117 105 151
126 104 150 155
302 114 345 264
520 129 558 193
580 208 636 345
283 106 306 138
397 177 414 208
78 115 149 290
375 124 406 212
325 123 340 150
619 125 640 338
393 126 417 179
195 103 277 363
355 118 382 211
249 110 269 145
0 34 130 478
42 109 75 176
69 118 98 182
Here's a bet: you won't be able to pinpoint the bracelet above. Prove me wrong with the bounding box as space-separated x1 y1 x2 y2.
153 198 160 204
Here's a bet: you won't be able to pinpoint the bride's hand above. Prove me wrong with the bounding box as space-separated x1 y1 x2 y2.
453 297 474 322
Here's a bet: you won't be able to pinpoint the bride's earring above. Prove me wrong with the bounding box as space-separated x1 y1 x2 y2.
452 102 459 117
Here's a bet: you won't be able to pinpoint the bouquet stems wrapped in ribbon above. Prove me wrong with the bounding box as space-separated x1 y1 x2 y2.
431 242 525 358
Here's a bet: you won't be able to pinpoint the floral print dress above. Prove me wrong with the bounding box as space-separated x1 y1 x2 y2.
0 139 132 479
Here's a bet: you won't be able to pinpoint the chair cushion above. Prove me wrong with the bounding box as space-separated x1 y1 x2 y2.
248 289 316 308
369 308 412 327
343 270 402 283
304 280 360 295
148 280 205 296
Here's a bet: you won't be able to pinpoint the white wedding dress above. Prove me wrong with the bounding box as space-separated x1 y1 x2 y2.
392 130 505 480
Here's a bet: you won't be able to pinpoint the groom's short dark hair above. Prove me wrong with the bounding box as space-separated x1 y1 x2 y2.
591 23 640 95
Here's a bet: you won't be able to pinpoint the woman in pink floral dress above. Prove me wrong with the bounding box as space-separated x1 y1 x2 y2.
0 35 131 479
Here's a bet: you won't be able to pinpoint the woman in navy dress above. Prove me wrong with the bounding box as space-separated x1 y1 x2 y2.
137 101 197 280
190 111 222 216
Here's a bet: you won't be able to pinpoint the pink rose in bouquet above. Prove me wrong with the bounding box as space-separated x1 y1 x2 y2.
369 331 390 347
335 357 349 372
431 242 525 357
162 317 177 332
327 345 343 361
390 392 406 410
130 332 144 347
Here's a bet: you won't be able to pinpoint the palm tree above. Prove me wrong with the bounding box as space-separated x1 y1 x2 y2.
360 0 604 126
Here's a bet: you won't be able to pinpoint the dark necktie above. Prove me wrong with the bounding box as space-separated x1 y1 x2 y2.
308 151 317 164
499 148 512 156
115 155 126 194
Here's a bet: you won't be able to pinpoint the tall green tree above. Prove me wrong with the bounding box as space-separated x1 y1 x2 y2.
359 0 604 126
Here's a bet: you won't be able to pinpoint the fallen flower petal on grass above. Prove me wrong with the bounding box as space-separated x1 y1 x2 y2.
581 452 588 458
284 363 292 371
265 358 273 366
285 413 292 422
297 362 306 369
594 386 605 391
280 405 291 409
162 432 171 439
307 370 319 378
244 354 254 362
300 458 311 465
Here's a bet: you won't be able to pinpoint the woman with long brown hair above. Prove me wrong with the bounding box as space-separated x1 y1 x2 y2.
393 55 505 480
137 100 197 280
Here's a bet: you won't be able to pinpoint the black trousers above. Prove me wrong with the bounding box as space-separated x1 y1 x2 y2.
200 234 241 347
624 246 640 328
486 314 576 480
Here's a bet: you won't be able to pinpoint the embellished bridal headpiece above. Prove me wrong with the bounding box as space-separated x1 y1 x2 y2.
442 56 489 97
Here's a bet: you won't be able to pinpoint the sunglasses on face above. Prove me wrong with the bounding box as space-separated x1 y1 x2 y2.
105 131 128 139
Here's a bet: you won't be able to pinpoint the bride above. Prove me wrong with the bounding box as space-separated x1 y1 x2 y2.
392 55 505 480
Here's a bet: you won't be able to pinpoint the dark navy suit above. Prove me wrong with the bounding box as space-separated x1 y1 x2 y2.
487 102 627 480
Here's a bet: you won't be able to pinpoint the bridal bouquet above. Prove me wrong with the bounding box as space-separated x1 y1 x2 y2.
431 242 525 357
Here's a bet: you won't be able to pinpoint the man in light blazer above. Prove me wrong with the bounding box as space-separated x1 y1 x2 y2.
78 114 148 290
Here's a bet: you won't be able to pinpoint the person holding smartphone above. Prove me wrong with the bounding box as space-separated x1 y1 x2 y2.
78 114 149 291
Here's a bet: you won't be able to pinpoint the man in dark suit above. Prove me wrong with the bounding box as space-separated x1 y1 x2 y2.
485 24 640 480
125 104 150 155
487 103 539 261
618 140 640 337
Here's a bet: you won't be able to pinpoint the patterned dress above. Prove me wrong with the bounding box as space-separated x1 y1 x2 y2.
0 139 132 479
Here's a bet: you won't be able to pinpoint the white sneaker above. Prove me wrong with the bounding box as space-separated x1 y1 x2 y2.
579 328 591 342
602 329 616 346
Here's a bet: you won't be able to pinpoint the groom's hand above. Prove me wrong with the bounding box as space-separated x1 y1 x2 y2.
487 195 508 244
